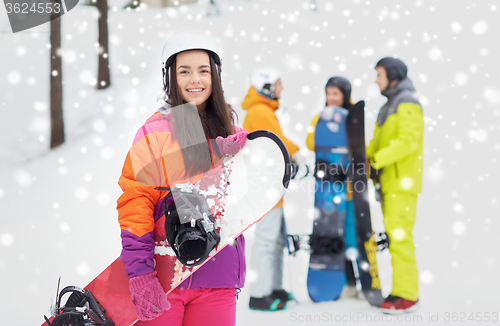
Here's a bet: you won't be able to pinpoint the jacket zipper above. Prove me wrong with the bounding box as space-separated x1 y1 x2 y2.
235 238 241 283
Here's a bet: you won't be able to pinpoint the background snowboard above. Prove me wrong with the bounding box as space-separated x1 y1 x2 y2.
307 105 350 302
345 101 386 306
42 131 291 326
284 106 350 303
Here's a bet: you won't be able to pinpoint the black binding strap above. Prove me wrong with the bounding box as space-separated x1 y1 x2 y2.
46 285 115 326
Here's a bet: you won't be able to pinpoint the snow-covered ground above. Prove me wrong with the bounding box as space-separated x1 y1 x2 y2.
1 0 499 325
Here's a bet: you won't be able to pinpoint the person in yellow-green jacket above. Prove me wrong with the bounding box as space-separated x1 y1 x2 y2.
242 69 301 311
368 57 424 314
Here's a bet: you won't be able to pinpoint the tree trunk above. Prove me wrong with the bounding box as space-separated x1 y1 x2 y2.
97 0 111 89
50 15 64 149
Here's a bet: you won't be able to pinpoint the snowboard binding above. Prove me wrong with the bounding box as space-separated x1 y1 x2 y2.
289 162 310 180
309 235 344 255
287 234 310 255
374 232 390 251
314 159 348 183
44 280 114 326
286 234 344 256
161 183 221 267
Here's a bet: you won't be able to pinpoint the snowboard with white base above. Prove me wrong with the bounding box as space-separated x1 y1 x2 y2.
42 131 291 326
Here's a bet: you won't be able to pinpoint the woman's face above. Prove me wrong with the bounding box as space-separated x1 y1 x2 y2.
176 50 212 112
325 86 344 107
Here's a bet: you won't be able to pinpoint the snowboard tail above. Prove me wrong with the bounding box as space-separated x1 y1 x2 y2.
307 268 344 302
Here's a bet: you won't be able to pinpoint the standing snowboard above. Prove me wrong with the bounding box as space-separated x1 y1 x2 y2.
306 105 350 302
42 131 291 326
346 101 387 306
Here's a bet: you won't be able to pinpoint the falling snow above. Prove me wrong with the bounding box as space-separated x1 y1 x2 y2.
0 233 14 247
75 187 89 201
96 192 110 206
454 72 468 86
420 270 434 284
428 47 442 61
472 21 488 35
76 262 91 276
100 147 115 160
468 129 488 142
93 119 107 133
14 170 33 187
450 21 462 33
33 102 48 112
60 222 71 233
484 88 500 104
452 221 467 235
7 71 21 85
62 50 78 64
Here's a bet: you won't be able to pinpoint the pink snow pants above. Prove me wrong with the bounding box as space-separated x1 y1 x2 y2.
135 288 237 326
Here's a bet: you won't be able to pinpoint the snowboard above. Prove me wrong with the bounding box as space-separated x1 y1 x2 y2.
284 106 350 303
42 130 291 326
306 105 350 302
345 101 387 306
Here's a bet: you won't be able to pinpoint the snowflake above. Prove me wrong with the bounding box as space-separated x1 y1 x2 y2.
7 71 21 85
0 233 14 247
472 21 488 35
428 47 442 61
75 187 89 201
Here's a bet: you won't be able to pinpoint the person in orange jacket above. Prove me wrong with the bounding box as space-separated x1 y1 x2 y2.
242 69 302 311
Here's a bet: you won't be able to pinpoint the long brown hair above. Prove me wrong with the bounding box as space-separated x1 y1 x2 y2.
168 51 238 176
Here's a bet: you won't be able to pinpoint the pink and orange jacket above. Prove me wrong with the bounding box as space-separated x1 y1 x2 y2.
117 107 246 289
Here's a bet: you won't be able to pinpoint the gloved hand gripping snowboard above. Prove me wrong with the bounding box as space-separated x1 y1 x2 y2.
162 184 221 267
129 271 170 321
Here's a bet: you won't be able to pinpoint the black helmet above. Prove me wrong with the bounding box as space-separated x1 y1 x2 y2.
163 185 220 267
325 76 352 109
375 57 408 82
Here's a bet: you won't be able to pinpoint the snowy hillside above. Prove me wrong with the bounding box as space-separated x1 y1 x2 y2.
1 0 499 325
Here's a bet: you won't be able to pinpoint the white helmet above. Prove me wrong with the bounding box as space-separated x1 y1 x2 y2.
161 30 222 94
250 69 281 99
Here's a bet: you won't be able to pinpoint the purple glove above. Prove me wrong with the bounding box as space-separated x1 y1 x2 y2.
129 271 171 321
216 130 249 156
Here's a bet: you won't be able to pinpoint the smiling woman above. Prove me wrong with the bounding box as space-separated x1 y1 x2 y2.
116 30 249 326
